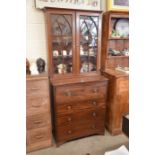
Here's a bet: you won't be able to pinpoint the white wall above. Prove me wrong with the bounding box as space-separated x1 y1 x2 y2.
26 0 106 66
26 0 48 64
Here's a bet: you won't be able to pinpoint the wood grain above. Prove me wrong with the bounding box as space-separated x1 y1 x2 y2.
26 75 53 152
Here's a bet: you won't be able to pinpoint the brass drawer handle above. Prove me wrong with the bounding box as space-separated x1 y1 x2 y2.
92 88 99 93
63 92 77 96
63 92 72 96
34 120 42 124
35 135 44 139
31 100 45 108
32 104 41 108
67 130 72 134
92 112 97 117
92 101 97 105
67 105 72 110
30 88 40 91
91 124 96 129
67 117 72 122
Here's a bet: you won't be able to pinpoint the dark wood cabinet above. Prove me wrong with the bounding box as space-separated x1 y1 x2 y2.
101 11 129 135
45 8 108 145
45 8 102 78
26 74 52 152
52 77 108 145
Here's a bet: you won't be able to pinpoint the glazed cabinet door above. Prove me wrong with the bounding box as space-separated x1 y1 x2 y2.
46 10 76 77
76 12 102 74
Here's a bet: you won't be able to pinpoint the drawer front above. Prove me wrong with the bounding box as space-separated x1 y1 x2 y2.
27 97 50 115
118 78 129 93
56 108 105 126
27 126 51 147
55 82 107 103
27 113 51 130
56 121 104 142
55 99 105 115
27 79 49 97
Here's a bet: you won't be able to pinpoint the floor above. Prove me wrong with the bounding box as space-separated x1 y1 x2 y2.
27 130 128 155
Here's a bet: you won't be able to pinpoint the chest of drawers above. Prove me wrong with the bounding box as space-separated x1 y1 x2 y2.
26 75 52 152
103 69 129 135
51 77 108 145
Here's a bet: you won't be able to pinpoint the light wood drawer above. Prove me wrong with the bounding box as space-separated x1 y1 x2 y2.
27 113 51 130
26 126 52 152
27 97 50 115
55 99 105 115
26 96 50 115
56 108 105 126
55 82 108 103
26 79 49 97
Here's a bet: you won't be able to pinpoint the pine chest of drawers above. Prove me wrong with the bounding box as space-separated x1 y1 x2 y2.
26 75 52 152
51 77 108 145
102 69 129 135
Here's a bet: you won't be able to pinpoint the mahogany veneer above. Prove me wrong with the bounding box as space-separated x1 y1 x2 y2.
45 8 109 145
51 76 108 145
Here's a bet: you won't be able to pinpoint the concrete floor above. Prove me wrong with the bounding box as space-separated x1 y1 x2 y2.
27 130 128 155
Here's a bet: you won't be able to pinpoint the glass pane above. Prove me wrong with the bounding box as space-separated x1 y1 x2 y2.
110 18 129 38
108 40 129 57
51 14 73 74
79 16 98 73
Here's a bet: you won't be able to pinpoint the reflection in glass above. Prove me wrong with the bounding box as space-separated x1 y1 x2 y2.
80 16 98 73
51 14 73 74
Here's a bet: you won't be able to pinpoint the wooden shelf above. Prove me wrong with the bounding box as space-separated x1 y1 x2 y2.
80 55 96 57
52 35 72 38
107 55 129 58
108 37 129 40
53 55 72 59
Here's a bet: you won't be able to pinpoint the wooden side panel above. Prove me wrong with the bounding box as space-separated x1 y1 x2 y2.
103 71 129 135
26 76 53 152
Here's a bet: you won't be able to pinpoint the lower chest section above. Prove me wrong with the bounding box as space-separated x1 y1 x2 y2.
52 81 108 144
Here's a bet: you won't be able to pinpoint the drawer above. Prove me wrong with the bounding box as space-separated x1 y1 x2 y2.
27 97 50 115
27 79 49 97
55 99 105 115
55 82 107 103
27 113 51 130
56 121 104 142
56 108 105 126
27 126 52 152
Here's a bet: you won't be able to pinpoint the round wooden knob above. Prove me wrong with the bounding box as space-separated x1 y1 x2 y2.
93 89 98 93
67 117 72 122
92 101 97 105
91 125 96 129
67 105 72 110
67 92 72 96
67 130 72 134
92 112 96 117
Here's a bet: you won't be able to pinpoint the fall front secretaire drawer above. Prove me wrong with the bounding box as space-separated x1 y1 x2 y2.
55 82 108 103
